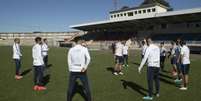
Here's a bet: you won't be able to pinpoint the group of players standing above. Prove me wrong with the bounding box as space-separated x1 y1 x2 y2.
112 41 129 75
169 39 190 90
112 38 190 100
12 37 190 100
12 37 49 91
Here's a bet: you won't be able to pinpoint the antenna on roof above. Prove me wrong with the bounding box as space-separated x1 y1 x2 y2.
113 0 118 10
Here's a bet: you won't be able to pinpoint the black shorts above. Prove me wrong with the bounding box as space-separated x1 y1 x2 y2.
123 55 128 58
115 56 123 64
181 64 190 75
171 57 177 65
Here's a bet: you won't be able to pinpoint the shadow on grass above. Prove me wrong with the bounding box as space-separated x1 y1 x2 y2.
106 67 114 73
161 69 171 73
120 79 148 96
45 64 53 69
159 73 174 80
132 62 140 66
159 77 176 86
21 68 32 76
43 74 50 86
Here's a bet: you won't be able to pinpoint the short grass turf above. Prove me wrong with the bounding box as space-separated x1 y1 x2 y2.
0 46 201 101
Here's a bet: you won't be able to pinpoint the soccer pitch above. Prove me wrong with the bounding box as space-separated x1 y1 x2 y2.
0 46 201 101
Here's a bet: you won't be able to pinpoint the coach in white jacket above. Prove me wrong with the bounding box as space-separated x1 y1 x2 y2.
13 38 23 80
32 37 46 91
67 39 91 101
138 38 160 100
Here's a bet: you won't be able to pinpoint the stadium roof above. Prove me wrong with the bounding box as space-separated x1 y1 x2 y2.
70 7 201 32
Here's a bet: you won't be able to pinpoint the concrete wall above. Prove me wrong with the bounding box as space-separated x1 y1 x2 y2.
0 31 84 46
0 38 58 46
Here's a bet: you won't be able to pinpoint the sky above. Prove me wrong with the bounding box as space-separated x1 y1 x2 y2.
0 0 201 32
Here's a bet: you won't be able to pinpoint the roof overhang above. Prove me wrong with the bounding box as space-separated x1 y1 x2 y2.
70 7 201 32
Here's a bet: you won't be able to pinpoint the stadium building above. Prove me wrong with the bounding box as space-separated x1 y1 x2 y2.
70 0 201 52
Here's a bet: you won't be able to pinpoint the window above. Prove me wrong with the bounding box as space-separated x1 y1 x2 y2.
196 23 200 27
147 9 151 13
135 11 138 14
127 12 134 16
124 13 127 16
186 23 189 28
161 24 167 29
148 26 154 30
111 15 113 18
143 10 146 13
152 8 156 12
114 15 116 18
120 13 123 16
117 14 119 17
138 10 142 14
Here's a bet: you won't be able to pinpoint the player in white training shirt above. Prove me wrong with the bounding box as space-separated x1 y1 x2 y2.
113 41 124 75
179 41 190 90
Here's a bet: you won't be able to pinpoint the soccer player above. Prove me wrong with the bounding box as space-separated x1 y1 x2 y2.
42 38 49 67
67 39 91 101
113 41 124 75
174 40 183 83
123 42 129 67
141 40 148 59
170 41 178 76
32 37 46 91
179 41 190 90
160 42 167 71
138 38 160 100
13 38 23 80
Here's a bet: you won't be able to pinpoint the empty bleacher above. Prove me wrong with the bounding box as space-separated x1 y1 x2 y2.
151 33 201 41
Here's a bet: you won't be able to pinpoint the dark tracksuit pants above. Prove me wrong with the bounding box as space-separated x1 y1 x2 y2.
147 67 160 97
123 55 128 65
67 72 91 101
14 59 21 75
33 66 44 86
176 62 182 79
43 55 48 67
160 56 166 70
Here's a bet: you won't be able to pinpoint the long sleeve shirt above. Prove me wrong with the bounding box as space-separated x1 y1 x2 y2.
32 44 44 66
42 43 49 56
13 43 22 59
139 44 160 70
123 45 129 55
160 46 167 56
141 45 148 56
68 44 91 72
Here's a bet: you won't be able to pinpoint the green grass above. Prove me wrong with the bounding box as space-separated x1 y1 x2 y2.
0 46 201 101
